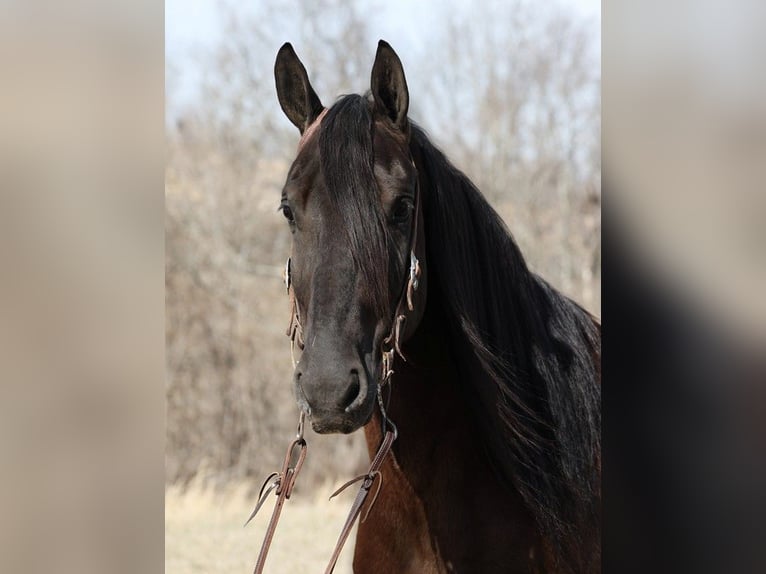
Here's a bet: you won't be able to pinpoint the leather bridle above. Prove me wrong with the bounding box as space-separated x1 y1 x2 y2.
246 118 422 574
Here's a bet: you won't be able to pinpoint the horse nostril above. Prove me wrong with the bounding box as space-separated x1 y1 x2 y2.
294 370 314 417
340 369 363 412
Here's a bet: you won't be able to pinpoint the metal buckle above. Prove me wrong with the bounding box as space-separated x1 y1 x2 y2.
381 347 395 384
409 251 419 291
284 257 291 293
406 252 420 311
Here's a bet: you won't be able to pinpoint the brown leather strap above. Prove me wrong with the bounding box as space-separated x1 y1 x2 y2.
381 161 422 377
246 433 307 574
323 429 396 574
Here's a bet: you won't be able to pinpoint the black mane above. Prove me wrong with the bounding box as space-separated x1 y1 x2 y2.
410 125 601 571
318 95 390 315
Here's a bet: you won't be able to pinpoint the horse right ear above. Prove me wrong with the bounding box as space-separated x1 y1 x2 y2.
371 40 409 131
274 43 324 134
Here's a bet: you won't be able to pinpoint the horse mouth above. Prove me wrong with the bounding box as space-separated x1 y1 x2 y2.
305 389 377 435
293 351 380 435
310 417 361 435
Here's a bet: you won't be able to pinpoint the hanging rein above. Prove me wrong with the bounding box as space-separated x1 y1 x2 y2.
245 112 422 574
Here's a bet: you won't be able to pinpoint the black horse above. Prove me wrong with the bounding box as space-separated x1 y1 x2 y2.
274 40 601 573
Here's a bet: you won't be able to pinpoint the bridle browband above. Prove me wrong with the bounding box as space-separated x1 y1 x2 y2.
246 110 422 574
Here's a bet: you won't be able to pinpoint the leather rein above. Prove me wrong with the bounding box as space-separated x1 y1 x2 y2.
246 116 422 574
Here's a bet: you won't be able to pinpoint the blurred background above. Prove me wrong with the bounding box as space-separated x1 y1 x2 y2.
165 0 600 570
2 0 763 573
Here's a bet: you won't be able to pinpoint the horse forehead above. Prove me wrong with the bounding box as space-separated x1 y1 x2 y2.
372 130 411 188
373 157 408 193
373 119 409 154
286 124 409 207
285 141 322 203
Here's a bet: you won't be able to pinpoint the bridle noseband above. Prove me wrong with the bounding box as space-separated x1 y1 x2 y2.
247 121 422 573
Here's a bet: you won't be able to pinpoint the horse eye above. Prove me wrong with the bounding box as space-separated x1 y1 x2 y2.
280 203 295 224
391 197 413 223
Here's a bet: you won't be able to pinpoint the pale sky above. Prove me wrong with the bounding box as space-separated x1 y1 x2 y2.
166 0 601 114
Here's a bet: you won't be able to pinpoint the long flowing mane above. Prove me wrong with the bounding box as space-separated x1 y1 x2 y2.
409 125 601 571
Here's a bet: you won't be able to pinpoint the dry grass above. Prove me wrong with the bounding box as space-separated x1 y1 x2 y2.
165 481 356 574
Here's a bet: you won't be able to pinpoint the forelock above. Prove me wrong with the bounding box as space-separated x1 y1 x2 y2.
318 95 390 316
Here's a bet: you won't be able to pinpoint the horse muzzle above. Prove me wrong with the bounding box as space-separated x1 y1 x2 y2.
293 352 376 434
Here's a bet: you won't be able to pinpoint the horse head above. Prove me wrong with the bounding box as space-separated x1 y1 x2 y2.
274 41 427 434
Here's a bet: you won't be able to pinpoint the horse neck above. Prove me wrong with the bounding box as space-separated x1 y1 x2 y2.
363 290 459 479
360 289 543 572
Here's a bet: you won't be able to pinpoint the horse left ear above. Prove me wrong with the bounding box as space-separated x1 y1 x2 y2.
371 40 409 131
274 43 324 134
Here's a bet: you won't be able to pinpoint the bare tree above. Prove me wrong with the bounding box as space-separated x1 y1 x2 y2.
416 0 601 310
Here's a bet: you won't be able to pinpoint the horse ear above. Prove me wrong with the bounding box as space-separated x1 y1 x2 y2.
370 40 409 130
274 43 324 134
